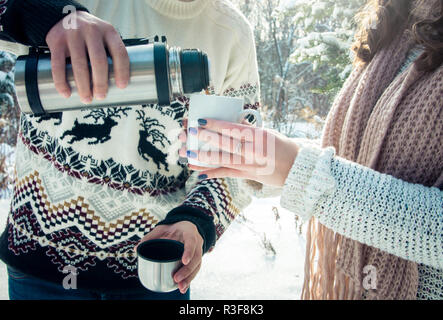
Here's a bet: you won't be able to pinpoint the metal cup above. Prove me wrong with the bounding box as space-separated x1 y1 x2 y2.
136 239 184 293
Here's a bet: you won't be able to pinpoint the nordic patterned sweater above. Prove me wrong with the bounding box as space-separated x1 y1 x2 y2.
0 0 260 291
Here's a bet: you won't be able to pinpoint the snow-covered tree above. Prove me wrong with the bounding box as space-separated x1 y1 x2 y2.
231 0 364 136
281 0 363 96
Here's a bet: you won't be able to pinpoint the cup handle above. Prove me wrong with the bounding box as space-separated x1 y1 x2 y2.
238 109 263 128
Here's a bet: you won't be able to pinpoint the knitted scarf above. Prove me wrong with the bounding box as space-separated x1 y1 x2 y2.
301 16 443 299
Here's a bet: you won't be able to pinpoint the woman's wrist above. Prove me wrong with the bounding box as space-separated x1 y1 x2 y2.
280 144 336 221
268 135 300 187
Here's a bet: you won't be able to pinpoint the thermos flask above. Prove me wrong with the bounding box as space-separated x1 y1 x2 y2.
14 37 210 115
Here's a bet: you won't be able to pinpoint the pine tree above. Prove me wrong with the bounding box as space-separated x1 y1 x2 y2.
283 0 364 97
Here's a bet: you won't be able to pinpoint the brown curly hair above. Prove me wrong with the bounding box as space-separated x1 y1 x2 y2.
352 0 443 71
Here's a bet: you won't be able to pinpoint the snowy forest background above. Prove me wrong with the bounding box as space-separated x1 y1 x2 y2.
0 0 366 299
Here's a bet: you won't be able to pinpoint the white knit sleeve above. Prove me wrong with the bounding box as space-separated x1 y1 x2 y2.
280 145 443 269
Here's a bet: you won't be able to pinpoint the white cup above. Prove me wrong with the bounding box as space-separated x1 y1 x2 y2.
187 94 262 168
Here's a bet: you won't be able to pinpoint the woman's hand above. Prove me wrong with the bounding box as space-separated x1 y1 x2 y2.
179 118 299 187
45 11 130 103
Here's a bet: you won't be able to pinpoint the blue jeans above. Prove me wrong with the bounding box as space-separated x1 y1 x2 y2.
7 267 190 300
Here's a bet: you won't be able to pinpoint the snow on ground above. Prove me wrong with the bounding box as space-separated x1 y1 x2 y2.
0 197 306 300
192 197 306 300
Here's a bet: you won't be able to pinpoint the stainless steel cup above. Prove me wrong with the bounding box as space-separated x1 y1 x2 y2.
137 239 184 293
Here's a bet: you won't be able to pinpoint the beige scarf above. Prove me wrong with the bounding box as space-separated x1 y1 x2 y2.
301 12 443 299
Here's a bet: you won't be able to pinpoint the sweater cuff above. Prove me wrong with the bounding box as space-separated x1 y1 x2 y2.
3 0 89 47
156 206 216 254
280 145 336 222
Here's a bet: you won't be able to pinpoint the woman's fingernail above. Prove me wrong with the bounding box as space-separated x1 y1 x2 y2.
198 119 207 127
198 174 208 180
188 127 198 135
187 151 197 159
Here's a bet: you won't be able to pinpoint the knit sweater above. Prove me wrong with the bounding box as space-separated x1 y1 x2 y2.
0 0 260 291
280 40 443 298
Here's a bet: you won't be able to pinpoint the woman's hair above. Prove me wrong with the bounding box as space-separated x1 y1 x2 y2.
352 0 443 71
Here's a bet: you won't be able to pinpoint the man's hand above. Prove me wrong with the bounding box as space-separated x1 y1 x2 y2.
45 11 130 103
136 221 204 294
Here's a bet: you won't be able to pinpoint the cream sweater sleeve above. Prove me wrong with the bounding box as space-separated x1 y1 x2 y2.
280 144 443 270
